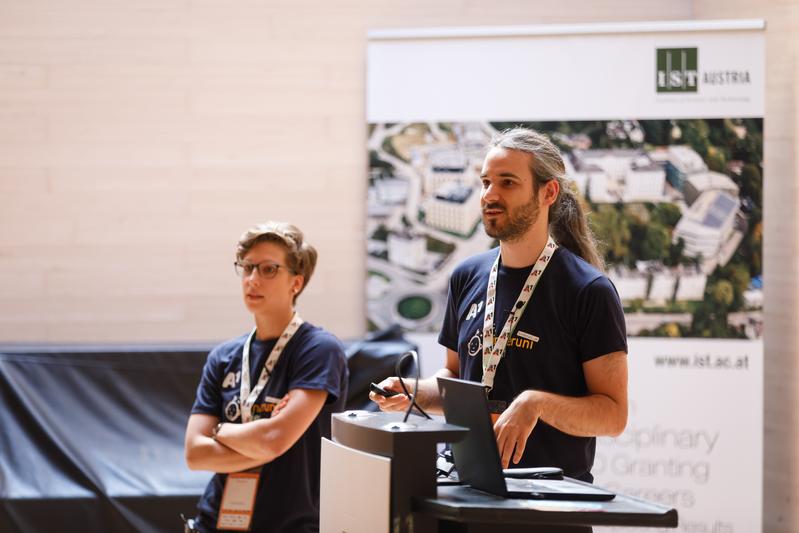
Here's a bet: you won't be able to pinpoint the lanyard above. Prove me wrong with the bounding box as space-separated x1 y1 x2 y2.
482 236 558 391
240 312 304 423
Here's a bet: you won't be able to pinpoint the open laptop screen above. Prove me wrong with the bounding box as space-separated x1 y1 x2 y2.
437 376 615 502
437 376 510 496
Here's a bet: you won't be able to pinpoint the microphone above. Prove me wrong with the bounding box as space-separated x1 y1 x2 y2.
396 350 432 422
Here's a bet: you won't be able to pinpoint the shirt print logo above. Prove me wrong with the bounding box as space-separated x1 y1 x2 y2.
225 396 241 421
222 371 240 389
465 300 484 321
250 402 278 420
507 330 540 351
467 329 482 357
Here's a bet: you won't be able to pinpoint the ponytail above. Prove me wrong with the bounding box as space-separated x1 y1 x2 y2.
550 180 604 271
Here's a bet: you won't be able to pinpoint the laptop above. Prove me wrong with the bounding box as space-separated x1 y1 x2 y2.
437 376 615 501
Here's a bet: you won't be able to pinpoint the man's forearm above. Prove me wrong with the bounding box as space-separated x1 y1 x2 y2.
413 367 458 414
527 390 627 437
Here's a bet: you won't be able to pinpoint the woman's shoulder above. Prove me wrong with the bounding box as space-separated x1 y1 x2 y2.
294 322 345 352
291 323 348 373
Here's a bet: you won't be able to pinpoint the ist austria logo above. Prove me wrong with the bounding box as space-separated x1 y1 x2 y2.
656 48 698 93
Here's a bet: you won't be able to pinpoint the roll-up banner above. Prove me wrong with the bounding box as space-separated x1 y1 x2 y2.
366 20 764 532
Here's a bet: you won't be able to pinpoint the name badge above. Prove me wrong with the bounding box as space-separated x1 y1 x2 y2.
217 471 260 531
516 330 539 342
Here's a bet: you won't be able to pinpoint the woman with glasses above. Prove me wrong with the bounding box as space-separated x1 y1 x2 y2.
184 222 348 533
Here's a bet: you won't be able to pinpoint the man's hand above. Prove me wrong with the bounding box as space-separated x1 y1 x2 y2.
493 390 542 469
368 377 411 412
493 351 628 469
370 350 459 415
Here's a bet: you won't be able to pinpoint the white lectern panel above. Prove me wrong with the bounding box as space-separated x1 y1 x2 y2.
320 437 391 533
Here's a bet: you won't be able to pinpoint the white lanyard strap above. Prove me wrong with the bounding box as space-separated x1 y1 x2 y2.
482 236 558 391
240 312 304 423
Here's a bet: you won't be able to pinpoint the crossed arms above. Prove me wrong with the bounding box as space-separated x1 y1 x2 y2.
184 388 328 473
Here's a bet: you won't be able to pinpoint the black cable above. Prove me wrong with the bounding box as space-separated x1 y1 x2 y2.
395 350 432 422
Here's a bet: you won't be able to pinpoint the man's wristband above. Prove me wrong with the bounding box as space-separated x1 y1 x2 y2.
211 422 224 441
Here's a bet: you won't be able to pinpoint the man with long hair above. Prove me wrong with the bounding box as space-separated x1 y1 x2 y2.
372 128 627 483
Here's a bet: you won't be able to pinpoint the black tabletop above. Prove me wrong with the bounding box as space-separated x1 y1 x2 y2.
413 484 678 529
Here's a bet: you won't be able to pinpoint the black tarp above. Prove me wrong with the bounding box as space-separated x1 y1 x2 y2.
0 332 415 533
0 347 213 533
343 325 417 412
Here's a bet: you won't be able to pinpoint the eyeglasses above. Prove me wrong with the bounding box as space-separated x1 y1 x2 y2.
234 261 294 279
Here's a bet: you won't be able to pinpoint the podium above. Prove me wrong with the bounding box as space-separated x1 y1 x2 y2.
322 411 678 533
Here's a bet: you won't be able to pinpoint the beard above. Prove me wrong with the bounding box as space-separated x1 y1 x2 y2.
482 196 540 242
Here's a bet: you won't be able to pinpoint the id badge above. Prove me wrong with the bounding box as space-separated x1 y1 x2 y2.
216 470 261 531
487 399 508 424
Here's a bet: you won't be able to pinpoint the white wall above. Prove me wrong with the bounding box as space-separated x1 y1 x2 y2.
0 0 693 343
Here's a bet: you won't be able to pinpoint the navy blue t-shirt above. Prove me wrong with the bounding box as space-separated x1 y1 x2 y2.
438 247 626 482
190 322 349 533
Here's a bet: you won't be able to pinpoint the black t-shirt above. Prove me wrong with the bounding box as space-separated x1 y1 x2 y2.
190 322 349 533
438 247 627 482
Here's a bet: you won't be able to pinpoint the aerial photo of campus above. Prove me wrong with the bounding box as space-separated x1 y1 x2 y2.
366 119 763 339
